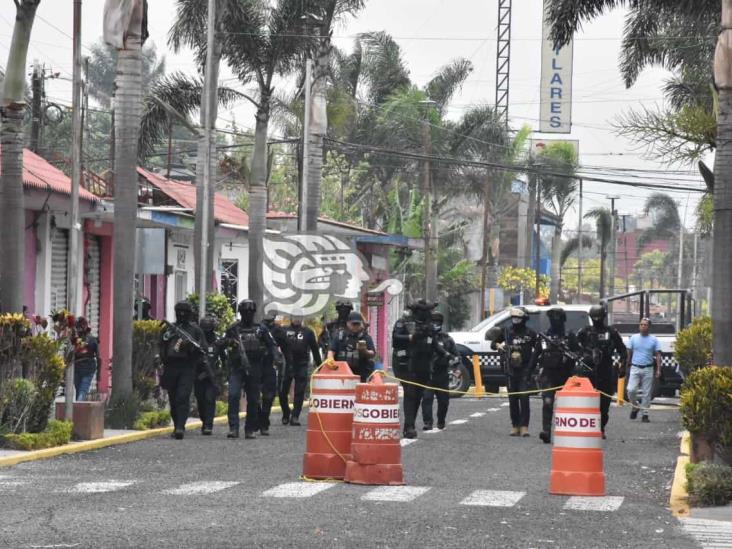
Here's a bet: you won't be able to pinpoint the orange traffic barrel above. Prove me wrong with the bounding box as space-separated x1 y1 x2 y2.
344 372 404 485
549 376 605 496
302 361 360 480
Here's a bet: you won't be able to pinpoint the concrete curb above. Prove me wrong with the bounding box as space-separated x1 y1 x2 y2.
670 431 691 517
0 406 282 469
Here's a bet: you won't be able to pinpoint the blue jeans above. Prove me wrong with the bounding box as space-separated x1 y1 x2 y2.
74 361 97 401
627 365 655 417
228 367 260 434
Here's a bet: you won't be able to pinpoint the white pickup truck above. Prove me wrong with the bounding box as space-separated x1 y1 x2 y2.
447 294 689 398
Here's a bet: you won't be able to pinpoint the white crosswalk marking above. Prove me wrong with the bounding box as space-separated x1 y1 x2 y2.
70 481 135 494
166 481 239 495
681 518 732 548
362 486 430 502
449 419 468 425
563 496 625 512
262 482 335 498
460 490 525 507
470 412 486 418
500 402 510 407
486 408 500 412
422 428 443 434
400 438 418 446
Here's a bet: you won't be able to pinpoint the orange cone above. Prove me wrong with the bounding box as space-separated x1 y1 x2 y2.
302 361 360 480
549 376 605 496
344 372 404 485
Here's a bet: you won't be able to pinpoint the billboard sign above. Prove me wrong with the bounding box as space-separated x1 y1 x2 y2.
539 1 574 133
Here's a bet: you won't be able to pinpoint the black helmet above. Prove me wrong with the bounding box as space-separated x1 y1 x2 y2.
174 301 193 313
408 299 437 321
486 326 503 342
238 299 256 314
199 316 218 333
589 304 606 321
335 300 353 311
431 311 444 323
547 307 566 323
262 312 276 323
509 307 528 319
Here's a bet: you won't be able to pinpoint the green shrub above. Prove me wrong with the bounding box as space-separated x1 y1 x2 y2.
105 393 142 429
675 317 712 376
3 420 72 451
133 410 171 430
187 292 235 334
680 366 732 449
132 320 164 402
215 400 227 417
686 463 732 506
0 379 38 434
21 335 66 433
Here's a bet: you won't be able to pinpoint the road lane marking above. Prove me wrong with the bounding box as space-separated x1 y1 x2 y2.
680 518 732 548
486 408 500 412
460 490 525 507
69 481 135 493
500 403 510 407
400 438 418 446
449 419 468 425
362 486 430 502
422 428 442 434
262 482 335 498
166 481 239 495
470 412 486 418
563 496 624 511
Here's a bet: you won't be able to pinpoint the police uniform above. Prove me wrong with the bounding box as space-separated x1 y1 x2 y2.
260 317 287 435
194 318 224 435
421 313 457 430
318 302 353 356
330 325 375 382
280 323 321 425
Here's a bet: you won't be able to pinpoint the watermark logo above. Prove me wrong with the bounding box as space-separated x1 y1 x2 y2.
262 234 403 317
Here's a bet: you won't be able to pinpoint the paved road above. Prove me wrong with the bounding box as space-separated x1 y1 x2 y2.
0 396 698 548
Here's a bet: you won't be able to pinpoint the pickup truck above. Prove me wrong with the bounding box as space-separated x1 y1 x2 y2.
447 292 691 398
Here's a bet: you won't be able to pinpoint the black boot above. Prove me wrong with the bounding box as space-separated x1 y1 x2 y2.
423 422 433 431
174 429 184 440
437 419 445 430
539 431 551 444
202 427 213 436
403 426 417 439
260 427 270 436
244 431 256 440
282 415 290 425
227 429 239 439
290 416 301 426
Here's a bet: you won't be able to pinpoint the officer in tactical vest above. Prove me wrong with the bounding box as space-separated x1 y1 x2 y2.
327 311 375 382
194 316 224 436
319 301 353 356
490 307 540 437
576 303 628 438
420 311 459 430
536 307 577 443
280 316 321 426
160 301 206 440
392 300 446 439
225 300 276 440
260 313 287 436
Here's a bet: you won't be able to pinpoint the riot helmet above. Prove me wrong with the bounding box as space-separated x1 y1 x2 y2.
408 299 437 323
486 326 503 342
509 307 528 325
431 311 444 332
547 307 566 334
238 299 257 325
174 301 193 324
262 311 276 327
199 315 218 335
589 304 607 327
335 301 353 321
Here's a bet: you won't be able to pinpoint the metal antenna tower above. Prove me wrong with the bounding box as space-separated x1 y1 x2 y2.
495 0 512 126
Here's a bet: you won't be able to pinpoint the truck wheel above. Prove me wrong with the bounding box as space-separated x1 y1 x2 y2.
448 362 471 398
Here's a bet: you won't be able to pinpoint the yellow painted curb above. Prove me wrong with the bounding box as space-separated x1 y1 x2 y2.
0 405 284 469
681 431 691 456
670 455 691 517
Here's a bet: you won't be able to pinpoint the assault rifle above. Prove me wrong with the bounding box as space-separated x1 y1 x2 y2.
161 320 218 383
537 332 594 376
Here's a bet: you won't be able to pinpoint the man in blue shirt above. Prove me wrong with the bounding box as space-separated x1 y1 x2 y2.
626 318 662 423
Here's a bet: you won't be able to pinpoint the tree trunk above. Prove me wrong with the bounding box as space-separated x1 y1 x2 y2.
599 249 607 299
0 1 40 313
479 190 490 318
304 39 329 232
487 221 500 289
110 34 143 400
550 225 562 302
248 97 270 313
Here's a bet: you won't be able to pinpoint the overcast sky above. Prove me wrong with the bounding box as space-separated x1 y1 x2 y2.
0 0 708 227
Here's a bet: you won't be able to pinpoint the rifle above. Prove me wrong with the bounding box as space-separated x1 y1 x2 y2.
161 320 217 383
537 332 594 376
228 330 252 376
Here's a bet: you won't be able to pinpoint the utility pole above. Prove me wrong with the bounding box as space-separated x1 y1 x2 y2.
420 99 437 302
198 0 217 320
299 57 312 232
534 177 542 298
577 178 583 303
30 60 42 152
606 195 619 301
66 0 83 420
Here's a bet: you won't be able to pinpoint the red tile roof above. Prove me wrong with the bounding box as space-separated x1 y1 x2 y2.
0 148 98 202
265 211 388 235
138 168 249 226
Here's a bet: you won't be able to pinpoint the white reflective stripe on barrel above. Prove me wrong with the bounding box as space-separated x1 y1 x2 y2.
353 402 400 424
312 378 359 391
554 395 599 409
553 435 603 449
553 412 601 434
309 394 355 413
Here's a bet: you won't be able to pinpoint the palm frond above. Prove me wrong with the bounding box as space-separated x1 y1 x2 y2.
425 58 473 113
560 234 594 267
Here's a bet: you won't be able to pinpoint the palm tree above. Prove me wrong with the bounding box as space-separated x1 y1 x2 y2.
545 0 732 373
560 234 594 300
0 0 40 314
638 192 681 248
584 207 612 298
537 141 578 302
104 0 147 402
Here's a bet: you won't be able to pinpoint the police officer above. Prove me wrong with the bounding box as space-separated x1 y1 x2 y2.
160 301 205 440
225 300 275 440
319 301 353 356
576 303 628 438
536 307 576 443
260 313 287 435
280 316 321 426
327 311 375 382
392 300 444 439
195 316 224 436
491 307 539 437
421 311 458 431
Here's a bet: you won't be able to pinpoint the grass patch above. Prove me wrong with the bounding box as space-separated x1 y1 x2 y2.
133 410 171 430
2 420 72 451
686 462 732 506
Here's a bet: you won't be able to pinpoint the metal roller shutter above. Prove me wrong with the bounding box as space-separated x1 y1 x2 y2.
50 228 69 312
85 236 101 337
